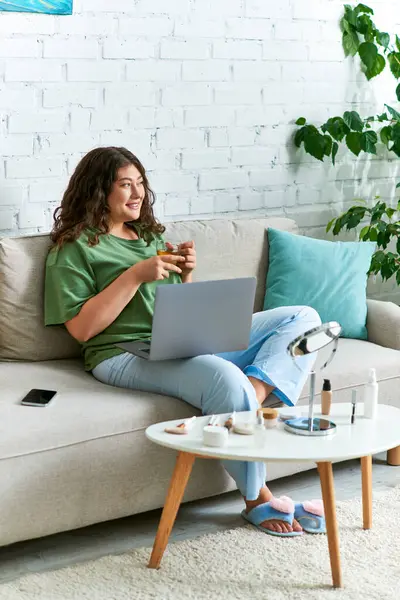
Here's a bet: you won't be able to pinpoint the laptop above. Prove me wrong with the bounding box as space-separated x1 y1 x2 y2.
116 277 256 361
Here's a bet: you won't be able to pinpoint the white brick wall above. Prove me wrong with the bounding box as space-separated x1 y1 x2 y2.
0 0 399 301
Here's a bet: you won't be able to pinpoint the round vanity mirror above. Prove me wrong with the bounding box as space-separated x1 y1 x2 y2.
288 321 342 358
285 321 342 437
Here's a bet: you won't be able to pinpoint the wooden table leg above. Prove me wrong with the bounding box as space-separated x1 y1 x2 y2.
387 446 400 466
360 455 372 530
148 451 195 570
317 462 342 588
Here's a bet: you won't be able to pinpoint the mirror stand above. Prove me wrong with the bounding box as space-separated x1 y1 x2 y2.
284 370 337 437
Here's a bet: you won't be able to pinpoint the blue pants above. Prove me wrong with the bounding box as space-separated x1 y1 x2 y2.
93 306 320 501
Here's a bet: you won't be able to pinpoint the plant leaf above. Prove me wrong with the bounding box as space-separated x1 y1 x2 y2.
377 112 389 122
294 127 306 148
324 135 333 156
343 30 360 56
396 182 400 189
396 83 400 102
346 131 363 155
321 116 350 141
368 228 378 241
380 125 393 145
344 4 357 27
295 117 306 126
365 54 386 79
358 41 378 69
354 3 374 14
361 130 378 153
396 35 400 52
359 225 370 240
332 141 339 165
376 31 390 49
326 218 336 233
388 52 400 78
304 130 327 161
361 132 378 154
385 104 400 121
343 110 364 132
390 142 400 157
356 14 374 36
392 123 400 144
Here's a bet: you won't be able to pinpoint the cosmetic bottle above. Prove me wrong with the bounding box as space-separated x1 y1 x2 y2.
254 409 265 445
261 408 278 429
255 409 265 431
321 379 332 415
363 368 378 419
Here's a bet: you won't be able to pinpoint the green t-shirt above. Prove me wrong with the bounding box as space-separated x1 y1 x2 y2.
44 229 181 371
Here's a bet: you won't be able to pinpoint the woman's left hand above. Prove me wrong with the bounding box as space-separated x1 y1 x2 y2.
167 240 196 281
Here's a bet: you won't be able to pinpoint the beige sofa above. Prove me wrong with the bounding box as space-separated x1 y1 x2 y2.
1 217 400 549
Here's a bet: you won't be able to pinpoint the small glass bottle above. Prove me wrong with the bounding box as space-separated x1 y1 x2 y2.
256 409 265 430
255 409 265 445
321 379 332 415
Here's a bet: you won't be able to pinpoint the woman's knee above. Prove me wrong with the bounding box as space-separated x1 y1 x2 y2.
296 306 322 329
198 356 257 415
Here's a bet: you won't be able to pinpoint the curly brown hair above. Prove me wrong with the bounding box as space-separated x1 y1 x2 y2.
51 147 165 247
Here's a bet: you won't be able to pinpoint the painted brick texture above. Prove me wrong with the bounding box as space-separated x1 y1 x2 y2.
0 0 399 300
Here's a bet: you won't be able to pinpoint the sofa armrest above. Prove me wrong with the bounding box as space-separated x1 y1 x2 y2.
366 299 400 350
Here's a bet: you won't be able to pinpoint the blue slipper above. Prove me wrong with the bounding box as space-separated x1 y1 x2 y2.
241 496 303 537
294 500 326 534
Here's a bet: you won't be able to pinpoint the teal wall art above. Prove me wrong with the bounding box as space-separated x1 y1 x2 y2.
0 1 72 14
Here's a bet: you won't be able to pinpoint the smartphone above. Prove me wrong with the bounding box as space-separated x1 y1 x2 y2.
21 389 57 407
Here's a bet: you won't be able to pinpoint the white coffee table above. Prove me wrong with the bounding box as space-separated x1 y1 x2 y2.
145 403 400 588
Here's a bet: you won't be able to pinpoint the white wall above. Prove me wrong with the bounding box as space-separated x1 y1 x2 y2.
0 0 399 300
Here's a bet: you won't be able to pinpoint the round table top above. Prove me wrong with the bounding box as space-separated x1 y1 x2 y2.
145 404 400 463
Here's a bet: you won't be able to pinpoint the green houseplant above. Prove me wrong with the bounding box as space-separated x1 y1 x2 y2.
326 199 400 284
294 3 400 285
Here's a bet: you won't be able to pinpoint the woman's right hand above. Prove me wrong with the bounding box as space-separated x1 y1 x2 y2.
131 254 186 284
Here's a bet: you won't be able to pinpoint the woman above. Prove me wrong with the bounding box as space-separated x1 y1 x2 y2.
45 147 325 537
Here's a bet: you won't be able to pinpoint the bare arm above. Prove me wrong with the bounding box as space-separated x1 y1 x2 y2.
65 255 185 343
182 273 193 283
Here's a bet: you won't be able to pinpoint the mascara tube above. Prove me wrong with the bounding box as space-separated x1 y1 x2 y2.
351 389 357 425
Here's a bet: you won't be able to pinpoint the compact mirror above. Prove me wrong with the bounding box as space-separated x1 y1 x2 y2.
285 321 341 437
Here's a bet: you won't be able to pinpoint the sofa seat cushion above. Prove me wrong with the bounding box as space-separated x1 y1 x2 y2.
1 337 399 460
0 360 200 460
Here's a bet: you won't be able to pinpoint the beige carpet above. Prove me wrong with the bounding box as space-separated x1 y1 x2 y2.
1 487 400 600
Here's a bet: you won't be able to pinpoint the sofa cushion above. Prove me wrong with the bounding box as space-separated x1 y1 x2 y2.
0 359 236 547
0 338 398 461
0 235 82 361
264 228 375 339
0 217 297 362
305 337 400 405
1 337 399 547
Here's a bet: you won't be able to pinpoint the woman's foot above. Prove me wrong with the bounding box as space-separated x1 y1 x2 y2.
244 486 303 534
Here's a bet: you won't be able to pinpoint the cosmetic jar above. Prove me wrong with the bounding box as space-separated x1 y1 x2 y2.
203 425 229 447
261 408 279 429
232 423 255 435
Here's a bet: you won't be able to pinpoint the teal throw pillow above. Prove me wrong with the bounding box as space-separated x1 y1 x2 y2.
263 228 376 340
